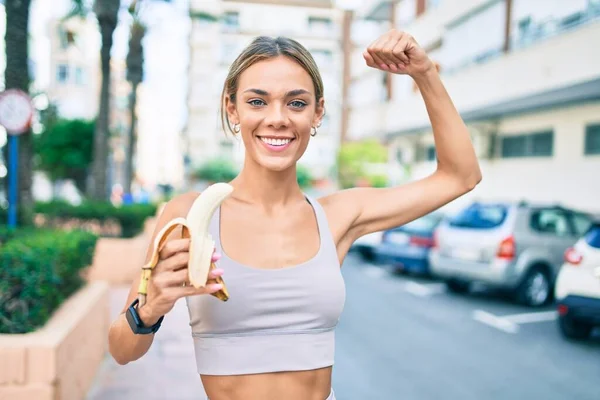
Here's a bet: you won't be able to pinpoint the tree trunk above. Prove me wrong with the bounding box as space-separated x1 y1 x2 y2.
3 0 33 225
88 16 117 200
124 83 138 193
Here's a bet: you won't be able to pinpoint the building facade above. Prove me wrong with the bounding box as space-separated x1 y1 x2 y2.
350 0 600 213
45 16 100 120
185 0 344 180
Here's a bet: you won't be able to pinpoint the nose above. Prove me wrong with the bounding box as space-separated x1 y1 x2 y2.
265 104 288 130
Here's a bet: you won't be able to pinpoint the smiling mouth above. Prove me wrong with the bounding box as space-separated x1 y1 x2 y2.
257 136 294 146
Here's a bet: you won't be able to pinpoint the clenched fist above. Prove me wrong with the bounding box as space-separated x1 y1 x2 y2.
363 29 434 78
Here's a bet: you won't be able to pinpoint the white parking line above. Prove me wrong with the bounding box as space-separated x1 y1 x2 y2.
503 311 558 324
362 265 389 279
403 281 446 297
472 310 519 334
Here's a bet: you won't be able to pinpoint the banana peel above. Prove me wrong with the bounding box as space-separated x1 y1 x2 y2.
137 183 234 307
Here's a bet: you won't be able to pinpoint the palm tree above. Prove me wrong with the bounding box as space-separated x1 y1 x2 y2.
87 0 121 201
3 0 34 224
124 17 146 193
123 0 171 194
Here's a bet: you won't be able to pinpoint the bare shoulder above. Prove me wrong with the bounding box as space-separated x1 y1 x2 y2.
159 191 202 220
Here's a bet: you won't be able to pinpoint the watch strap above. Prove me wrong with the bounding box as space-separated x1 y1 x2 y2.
126 298 164 335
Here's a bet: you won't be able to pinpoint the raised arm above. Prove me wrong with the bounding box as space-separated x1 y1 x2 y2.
332 29 482 244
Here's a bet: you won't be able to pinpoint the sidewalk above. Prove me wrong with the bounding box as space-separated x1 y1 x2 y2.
86 287 207 400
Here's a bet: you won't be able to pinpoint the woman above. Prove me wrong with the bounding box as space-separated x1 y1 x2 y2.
108 29 481 400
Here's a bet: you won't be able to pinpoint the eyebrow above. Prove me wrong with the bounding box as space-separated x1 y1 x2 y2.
243 88 312 98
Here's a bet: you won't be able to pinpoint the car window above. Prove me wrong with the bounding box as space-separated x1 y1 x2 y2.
398 214 442 234
530 209 570 237
570 213 592 237
448 203 508 229
584 224 600 248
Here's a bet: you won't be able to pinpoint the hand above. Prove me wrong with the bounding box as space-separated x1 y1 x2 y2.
363 29 434 78
139 238 223 325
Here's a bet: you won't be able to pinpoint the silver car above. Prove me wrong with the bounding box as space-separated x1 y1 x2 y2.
429 201 592 307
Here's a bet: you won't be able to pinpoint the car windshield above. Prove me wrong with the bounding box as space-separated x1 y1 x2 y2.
448 203 508 229
396 214 442 235
584 223 600 249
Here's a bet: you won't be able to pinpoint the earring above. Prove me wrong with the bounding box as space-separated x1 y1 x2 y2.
233 124 240 134
310 126 317 137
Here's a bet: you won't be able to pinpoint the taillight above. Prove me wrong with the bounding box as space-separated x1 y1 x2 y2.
564 247 583 265
432 229 439 249
410 236 434 248
496 235 515 260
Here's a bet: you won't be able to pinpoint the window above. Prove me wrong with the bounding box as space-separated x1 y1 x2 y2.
308 17 332 35
311 49 333 66
220 42 237 64
57 64 69 83
426 145 436 161
500 130 553 158
57 27 74 49
530 209 570 237
75 67 86 85
222 11 239 31
584 224 600 249
449 203 508 229
584 124 600 155
427 0 443 10
570 212 592 237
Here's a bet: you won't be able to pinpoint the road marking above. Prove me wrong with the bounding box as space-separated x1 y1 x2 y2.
403 281 446 297
503 311 558 324
472 310 519 334
362 265 388 278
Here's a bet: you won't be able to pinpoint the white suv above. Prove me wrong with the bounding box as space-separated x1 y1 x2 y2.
555 218 600 340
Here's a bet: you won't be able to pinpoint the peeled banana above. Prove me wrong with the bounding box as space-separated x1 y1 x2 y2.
137 183 234 307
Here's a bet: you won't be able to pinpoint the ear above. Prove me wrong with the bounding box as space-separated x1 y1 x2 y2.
313 97 325 127
225 95 239 125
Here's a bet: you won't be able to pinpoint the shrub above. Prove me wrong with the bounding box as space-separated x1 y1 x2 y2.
34 201 157 238
296 164 313 188
193 158 238 183
0 229 98 334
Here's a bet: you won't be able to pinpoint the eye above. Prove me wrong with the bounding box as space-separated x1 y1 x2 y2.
248 99 265 107
289 100 307 109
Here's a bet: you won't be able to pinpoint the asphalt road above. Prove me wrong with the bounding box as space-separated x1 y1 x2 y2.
332 253 600 400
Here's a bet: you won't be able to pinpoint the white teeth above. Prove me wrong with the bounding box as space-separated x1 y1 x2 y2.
260 137 291 146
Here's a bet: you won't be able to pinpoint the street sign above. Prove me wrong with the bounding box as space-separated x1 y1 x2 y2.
0 89 34 134
0 89 34 229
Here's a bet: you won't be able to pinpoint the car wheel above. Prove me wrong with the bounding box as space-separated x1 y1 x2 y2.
445 279 470 294
516 266 552 307
358 247 375 262
558 316 593 340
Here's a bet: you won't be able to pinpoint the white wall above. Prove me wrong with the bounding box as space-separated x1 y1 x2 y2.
395 103 600 214
440 0 505 71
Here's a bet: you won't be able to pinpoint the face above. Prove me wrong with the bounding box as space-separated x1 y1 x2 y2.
226 56 325 172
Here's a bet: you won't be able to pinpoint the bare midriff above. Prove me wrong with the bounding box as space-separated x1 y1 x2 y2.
201 366 332 400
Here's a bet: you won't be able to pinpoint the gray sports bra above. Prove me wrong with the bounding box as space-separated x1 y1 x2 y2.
185 195 346 376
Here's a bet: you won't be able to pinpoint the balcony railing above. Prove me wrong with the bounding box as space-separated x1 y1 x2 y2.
442 4 600 76
511 4 600 51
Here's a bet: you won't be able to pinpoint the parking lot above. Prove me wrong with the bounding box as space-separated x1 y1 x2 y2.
332 253 600 400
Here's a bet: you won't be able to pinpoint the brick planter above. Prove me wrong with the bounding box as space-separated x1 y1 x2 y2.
0 282 110 400
85 216 157 285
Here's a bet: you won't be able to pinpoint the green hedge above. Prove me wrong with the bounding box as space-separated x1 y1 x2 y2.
0 229 98 334
34 201 157 238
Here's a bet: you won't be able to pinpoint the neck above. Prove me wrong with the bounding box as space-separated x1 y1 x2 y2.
229 157 304 209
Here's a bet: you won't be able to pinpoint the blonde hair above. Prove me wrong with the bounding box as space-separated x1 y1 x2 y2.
220 36 324 135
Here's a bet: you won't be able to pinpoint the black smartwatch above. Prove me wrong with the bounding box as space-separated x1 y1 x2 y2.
126 298 164 335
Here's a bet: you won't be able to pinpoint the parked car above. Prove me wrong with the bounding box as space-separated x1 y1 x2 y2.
428 201 592 306
555 217 600 340
373 213 444 275
350 231 383 262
